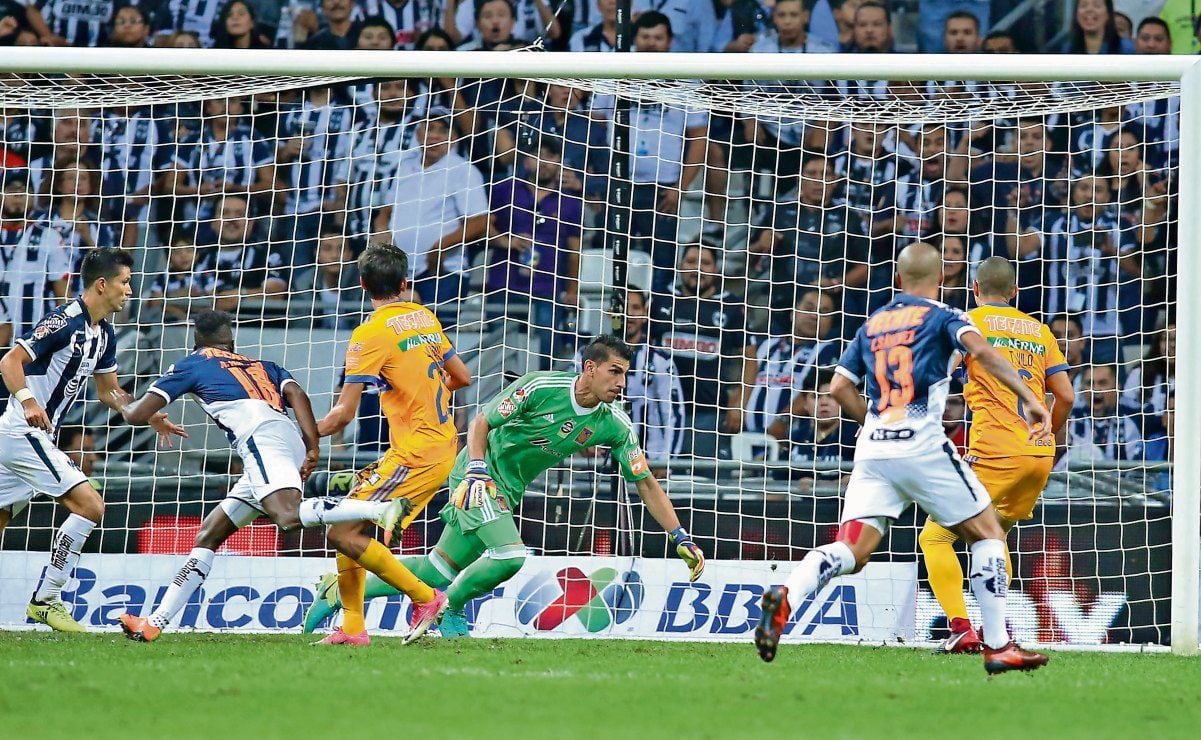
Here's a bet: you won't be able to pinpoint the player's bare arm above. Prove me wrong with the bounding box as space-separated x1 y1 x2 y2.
317 381 366 437
959 331 1052 441
632 475 705 582
829 371 868 426
99 373 187 447
0 344 51 432
465 411 492 459
282 381 320 482
1047 370 1076 434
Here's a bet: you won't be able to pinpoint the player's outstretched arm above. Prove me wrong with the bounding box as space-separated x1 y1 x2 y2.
1047 371 1076 435
105 379 189 446
0 345 51 432
317 381 365 438
283 382 320 482
959 332 1052 441
633 476 705 582
829 372 868 426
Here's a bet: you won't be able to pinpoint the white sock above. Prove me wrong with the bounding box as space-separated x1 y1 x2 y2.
34 513 94 603
150 548 214 629
969 539 1011 649
784 542 856 613
298 497 385 527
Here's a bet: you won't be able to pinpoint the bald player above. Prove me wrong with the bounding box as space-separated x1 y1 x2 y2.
919 256 1076 653
755 243 1053 674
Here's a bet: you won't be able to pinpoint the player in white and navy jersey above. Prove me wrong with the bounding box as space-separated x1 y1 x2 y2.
0 248 186 633
754 242 1053 675
0 171 70 348
112 310 411 642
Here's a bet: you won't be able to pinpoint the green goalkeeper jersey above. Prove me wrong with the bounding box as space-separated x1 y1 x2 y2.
449 371 653 509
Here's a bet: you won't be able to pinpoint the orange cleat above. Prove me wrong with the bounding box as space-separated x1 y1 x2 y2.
937 617 983 654
118 613 162 643
754 586 791 663
984 642 1049 675
313 627 371 646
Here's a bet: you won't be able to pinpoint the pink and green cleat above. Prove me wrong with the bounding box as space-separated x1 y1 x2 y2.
403 590 448 645
313 628 371 646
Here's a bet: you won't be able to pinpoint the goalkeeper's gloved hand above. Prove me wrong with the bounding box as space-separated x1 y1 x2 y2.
671 527 705 582
452 458 496 510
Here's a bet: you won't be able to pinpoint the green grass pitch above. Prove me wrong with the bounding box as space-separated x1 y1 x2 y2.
2 633 1199 739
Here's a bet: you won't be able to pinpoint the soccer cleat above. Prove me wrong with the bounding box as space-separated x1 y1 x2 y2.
403 590 449 645
376 497 413 547
302 572 341 634
118 613 161 643
437 607 470 639
26 598 85 633
754 586 791 663
313 627 371 646
983 642 1049 675
936 617 983 654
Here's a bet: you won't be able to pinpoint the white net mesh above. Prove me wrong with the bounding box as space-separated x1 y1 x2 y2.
0 64 1180 646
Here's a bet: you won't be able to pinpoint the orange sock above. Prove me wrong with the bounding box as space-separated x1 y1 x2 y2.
357 539 436 604
337 553 367 635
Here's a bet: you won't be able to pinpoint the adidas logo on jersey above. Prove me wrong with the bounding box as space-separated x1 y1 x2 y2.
542 413 556 423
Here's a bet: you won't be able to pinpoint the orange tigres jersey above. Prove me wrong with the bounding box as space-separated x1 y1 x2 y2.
344 301 457 457
963 303 1069 459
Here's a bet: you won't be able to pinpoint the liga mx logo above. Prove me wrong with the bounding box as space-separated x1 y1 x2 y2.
515 567 643 632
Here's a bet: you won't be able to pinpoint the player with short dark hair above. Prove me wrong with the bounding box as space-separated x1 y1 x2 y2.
303 334 705 637
0 247 185 632
111 309 415 642
755 243 1052 674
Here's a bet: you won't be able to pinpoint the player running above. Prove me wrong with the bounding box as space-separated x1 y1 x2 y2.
754 243 1052 675
310 243 472 646
112 310 417 642
303 335 705 638
919 257 1075 653
0 248 186 632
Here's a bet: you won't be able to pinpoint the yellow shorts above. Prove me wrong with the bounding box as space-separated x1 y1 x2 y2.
966 455 1054 522
348 447 455 529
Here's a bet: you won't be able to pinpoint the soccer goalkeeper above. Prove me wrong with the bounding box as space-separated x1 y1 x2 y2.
305 334 705 637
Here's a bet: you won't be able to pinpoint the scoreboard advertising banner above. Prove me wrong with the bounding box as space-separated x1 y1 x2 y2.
0 554 916 643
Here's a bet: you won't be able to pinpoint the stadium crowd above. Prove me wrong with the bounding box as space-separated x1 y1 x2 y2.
0 0 1181 493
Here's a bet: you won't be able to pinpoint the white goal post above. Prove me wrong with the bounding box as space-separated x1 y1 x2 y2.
0 48 1196 654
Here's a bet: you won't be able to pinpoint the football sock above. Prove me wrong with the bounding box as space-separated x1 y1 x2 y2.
298 498 385 527
783 542 855 613
33 513 95 603
337 553 367 635
357 539 436 604
149 547 214 629
446 554 525 611
918 519 969 622
969 538 1011 649
340 555 454 608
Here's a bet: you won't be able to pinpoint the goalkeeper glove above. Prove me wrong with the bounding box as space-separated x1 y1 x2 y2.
451 459 496 511
670 527 705 582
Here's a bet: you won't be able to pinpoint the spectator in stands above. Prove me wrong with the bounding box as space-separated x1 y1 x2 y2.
918 0 990 52
942 391 968 455
41 164 116 290
847 1 893 53
591 12 707 289
486 136 584 361
633 0 719 53
411 28 474 133
749 155 870 329
712 0 770 53
1127 18 1178 167
0 4 24 46
742 287 842 439
576 289 686 468
942 9 981 53
982 29 1018 52
93 103 160 248
309 225 368 329
159 29 201 47
375 110 488 306
207 194 289 313
894 123 955 244
1142 394 1173 493
938 235 972 311
1113 10 1132 38
748 0 835 53
0 106 35 168
28 109 92 194
507 83 608 201
352 13 397 50
569 0 615 51
158 0 224 47
106 2 151 47
447 0 561 47
831 0 866 50
1069 364 1143 461
1123 321 1174 417
302 0 356 50
274 82 355 270
1134 15 1172 53
833 121 908 245
146 238 217 322
927 185 1003 280
350 0 443 49
212 0 271 49
1064 0 1134 53
1050 314 1089 402
453 0 526 49
651 244 749 447
341 78 421 244
778 368 856 489
25 0 113 46
0 171 69 347
57 425 98 481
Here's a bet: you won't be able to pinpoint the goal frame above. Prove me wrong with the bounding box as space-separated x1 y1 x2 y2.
0 48 1197 655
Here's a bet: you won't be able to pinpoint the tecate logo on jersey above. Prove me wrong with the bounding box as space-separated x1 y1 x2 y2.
515 567 643 632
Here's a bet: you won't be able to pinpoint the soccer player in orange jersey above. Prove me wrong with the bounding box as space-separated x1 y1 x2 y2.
919 256 1076 653
313 243 472 645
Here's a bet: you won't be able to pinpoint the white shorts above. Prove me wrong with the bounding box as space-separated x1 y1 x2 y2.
220 420 306 528
0 426 91 513
840 442 991 529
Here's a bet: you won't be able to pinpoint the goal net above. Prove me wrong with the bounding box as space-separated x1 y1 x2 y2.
0 51 1192 649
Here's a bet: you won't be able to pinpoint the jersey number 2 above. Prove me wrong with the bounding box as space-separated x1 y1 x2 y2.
873 346 915 412
427 361 450 424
